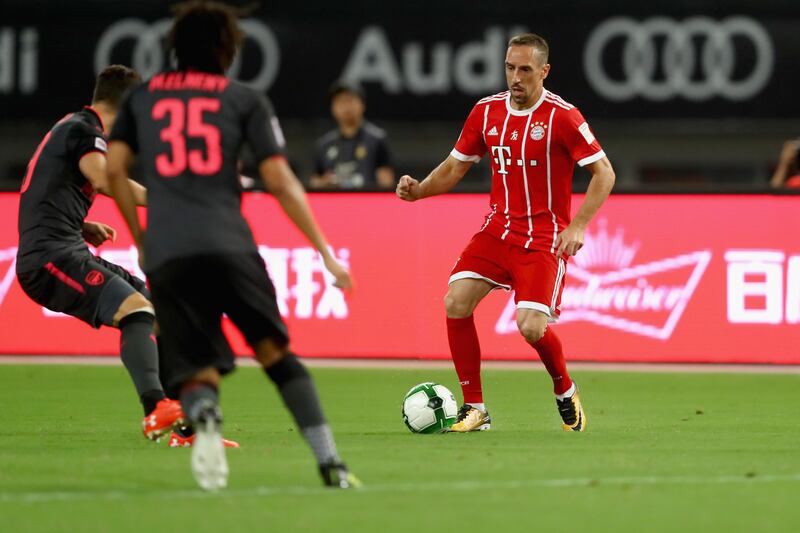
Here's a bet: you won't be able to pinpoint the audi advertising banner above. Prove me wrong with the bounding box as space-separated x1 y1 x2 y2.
1 192 798 363
2 1 800 120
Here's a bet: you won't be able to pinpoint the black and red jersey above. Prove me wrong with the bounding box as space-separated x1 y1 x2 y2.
17 107 108 273
109 70 285 273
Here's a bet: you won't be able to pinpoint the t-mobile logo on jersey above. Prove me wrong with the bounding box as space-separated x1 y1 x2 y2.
491 145 538 175
258 246 349 320
491 146 511 175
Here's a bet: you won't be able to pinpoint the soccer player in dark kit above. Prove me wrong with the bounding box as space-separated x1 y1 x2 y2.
107 1 360 491
16 65 186 441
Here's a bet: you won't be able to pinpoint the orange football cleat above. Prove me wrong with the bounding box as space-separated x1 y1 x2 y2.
142 399 185 441
168 431 240 448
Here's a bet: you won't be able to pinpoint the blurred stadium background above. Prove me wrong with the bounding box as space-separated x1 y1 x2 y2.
2 0 799 193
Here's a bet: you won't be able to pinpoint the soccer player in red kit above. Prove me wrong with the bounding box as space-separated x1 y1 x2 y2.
397 33 615 432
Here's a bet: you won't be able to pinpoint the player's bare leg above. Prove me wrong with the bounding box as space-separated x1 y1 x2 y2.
517 309 585 431
112 292 184 440
445 278 494 432
180 367 228 490
255 338 360 488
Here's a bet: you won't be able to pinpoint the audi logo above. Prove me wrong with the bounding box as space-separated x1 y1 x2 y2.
94 18 280 92
583 16 774 102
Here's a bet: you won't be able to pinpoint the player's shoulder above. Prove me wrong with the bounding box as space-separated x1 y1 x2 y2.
542 90 577 111
476 90 510 106
315 129 340 148
362 121 387 139
67 108 104 138
224 79 268 105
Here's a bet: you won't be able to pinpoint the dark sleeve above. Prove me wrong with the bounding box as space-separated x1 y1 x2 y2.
68 121 108 164
313 140 329 175
374 135 392 169
246 93 286 163
108 90 138 152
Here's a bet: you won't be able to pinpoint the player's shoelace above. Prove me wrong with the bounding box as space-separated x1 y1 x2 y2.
556 397 577 425
456 405 473 423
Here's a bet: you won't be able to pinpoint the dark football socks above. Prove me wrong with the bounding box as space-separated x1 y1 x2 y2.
530 327 573 396
446 315 484 404
180 382 220 425
118 311 166 415
264 353 340 465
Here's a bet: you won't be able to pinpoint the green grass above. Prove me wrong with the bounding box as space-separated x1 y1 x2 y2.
0 364 798 532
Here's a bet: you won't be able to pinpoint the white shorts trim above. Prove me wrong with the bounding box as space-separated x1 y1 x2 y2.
449 270 511 291
516 301 560 323
516 301 551 315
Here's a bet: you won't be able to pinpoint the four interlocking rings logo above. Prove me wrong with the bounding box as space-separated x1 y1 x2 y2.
94 18 280 92
584 16 774 101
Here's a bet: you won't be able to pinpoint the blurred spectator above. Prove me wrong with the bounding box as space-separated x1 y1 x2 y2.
310 80 394 190
770 139 800 189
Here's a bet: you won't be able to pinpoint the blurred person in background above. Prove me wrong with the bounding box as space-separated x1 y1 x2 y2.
770 138 800 189
310 80 394 190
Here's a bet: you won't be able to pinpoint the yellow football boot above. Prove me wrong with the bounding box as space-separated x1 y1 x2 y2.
556 387 586 432
449 405 491 432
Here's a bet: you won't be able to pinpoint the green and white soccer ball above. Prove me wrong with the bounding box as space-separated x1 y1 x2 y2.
402 382 458 434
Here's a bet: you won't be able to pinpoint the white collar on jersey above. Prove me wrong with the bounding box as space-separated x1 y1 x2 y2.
505 88 548 116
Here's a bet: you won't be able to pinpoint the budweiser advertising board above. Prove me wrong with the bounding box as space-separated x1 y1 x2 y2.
1 192 798 363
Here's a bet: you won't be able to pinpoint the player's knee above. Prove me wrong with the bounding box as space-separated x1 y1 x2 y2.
263 352 309 386
444 291 474 318
254 337 290 368
518 321 546 344
115 293 154 325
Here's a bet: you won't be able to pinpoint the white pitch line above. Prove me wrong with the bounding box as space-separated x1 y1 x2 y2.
2 473 799 505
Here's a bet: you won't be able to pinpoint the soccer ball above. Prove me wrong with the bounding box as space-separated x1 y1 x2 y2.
402 382 458 434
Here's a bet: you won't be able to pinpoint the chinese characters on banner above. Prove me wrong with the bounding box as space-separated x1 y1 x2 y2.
0 193 797 363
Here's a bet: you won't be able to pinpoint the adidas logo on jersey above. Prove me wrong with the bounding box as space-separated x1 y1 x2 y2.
487 126 498 136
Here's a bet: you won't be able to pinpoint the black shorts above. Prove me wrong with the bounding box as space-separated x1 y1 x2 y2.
16 251 149 328
148 253 289 390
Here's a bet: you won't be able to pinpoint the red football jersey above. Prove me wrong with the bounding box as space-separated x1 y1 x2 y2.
452 89 604 255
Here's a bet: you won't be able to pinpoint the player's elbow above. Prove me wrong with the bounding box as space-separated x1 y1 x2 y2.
594 159 616 191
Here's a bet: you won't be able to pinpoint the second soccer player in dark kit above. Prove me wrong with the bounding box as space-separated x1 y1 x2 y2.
107 1 359 491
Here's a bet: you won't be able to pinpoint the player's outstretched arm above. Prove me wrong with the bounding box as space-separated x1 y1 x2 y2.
78 151 147 206
106 141 145 249
396 155 472 202
556 156 616 257
259 156 352 291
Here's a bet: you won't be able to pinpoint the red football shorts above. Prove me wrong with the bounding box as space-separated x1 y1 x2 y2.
449 231 567 320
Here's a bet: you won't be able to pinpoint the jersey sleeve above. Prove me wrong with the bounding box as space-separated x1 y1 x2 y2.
108 90 138 152
559 107 605 167
450 103 487 162
68 121 108 164
246 93 286 163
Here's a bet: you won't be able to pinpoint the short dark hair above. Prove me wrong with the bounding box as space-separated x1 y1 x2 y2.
167 0 244 74
92 65 142 108
329 79 366 102
507 33 549 65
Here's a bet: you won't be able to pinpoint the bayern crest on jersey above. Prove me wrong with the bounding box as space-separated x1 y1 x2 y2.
530 122 546 141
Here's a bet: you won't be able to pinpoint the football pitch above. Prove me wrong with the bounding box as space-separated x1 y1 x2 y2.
1 363 798 532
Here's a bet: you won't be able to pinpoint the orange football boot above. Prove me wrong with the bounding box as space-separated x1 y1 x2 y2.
168 431 240 448
142 399 185 441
